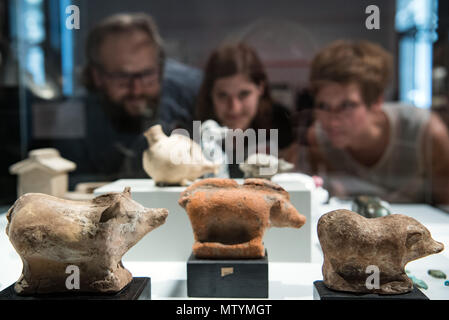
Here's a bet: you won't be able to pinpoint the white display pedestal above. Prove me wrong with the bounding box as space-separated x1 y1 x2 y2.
94 179 311 262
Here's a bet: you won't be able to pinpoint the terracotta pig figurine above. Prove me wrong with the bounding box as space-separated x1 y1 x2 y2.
178 178 306 259
6 187 168 295
317 209 444 294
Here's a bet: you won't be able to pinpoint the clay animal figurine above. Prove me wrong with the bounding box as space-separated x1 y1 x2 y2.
317 209 444 294
351 195 391 218
178 178 306 259
143 124 220 186
6 187 168 295
239 153 294 180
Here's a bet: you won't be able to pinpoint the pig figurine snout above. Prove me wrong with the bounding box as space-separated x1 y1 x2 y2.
432 240 445 254
403 221 445 262
145 207 168 229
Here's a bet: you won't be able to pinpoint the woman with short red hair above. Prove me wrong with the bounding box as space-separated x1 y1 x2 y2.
304 40 449 204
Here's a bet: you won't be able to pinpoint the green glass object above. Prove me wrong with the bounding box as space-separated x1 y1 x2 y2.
408 275 428 290
427 269 447 279
351 195 391 218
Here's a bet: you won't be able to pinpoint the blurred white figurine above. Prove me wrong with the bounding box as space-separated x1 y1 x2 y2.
239 153 294 180
142 125 220 186
200 120 230 178
272 173 329 205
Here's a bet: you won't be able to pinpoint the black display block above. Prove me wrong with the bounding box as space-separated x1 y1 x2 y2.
187 250 268 298
313 280 428 300
0 277 151 300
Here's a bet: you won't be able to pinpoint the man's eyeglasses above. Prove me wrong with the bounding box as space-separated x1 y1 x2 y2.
99 67 159 88
315 100 361 116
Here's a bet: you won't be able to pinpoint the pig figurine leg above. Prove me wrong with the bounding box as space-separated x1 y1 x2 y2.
193 236 265 259
322 258 413 294
14 257 129 295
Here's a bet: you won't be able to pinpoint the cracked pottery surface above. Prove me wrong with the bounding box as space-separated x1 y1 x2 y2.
317 209 444 294
6 187 168 295
179 178 306 259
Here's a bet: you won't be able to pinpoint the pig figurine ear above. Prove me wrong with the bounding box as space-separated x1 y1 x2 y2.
406 230 423 248
123 187 131 197
99 201 121 223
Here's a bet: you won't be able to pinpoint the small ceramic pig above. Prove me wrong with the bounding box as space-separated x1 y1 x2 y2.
317 209 444 294
6 187 168 295
179 178 306 259
142 124 220 186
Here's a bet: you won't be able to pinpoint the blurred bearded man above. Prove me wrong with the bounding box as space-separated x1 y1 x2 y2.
59 13 202 184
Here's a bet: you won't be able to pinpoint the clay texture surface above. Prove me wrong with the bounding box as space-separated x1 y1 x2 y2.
179 178 306 259
317 209 444 294
6 187 168 295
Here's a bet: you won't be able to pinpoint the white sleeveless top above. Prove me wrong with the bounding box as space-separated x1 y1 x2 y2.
313 102 431 203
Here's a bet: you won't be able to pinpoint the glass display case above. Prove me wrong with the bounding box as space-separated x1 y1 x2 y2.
1 0 449 303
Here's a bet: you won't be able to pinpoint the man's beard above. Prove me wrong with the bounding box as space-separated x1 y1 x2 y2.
101 94 159 134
